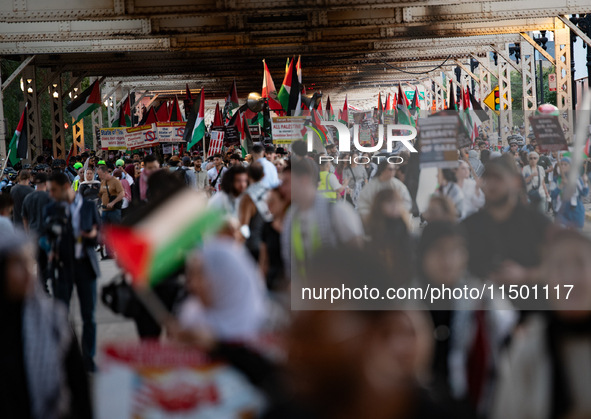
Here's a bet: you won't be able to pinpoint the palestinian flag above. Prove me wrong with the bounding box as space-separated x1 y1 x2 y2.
184 84 193 120
396 84 414 126
139 106 158 125
469 89 490 123
237 112 254 158
446 80 457 111
339 95 349 126
66 80 101 125
384 93 392 116
409 86 421 120
213 102 223 127
65 143 75 166
116 96 132 127
156 101 169 122
169 97 183 122
184 88 206 150
305 108 331 148
377 92 384 123
104 188 224 287
262 59 282 112
325 96 335 121
277 57 301 116
464 87 480 143
223 80 239 123
8 106 28 166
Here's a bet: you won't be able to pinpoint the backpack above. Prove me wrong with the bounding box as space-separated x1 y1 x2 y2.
176 167 191 186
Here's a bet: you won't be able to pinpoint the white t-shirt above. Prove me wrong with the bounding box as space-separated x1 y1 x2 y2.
207 166 228 192
522 165 546 198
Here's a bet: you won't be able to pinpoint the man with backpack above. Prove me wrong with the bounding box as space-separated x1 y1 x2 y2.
177 156 196 188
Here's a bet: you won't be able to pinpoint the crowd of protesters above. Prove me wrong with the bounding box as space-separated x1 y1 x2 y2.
1 122 591 419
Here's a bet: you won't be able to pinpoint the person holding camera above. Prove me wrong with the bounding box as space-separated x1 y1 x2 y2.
44 172 101 372
97 165 124 225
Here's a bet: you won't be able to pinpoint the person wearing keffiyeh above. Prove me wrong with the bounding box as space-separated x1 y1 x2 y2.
0 230 92 419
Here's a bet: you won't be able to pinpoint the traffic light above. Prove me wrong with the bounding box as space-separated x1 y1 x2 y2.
494 89 500 111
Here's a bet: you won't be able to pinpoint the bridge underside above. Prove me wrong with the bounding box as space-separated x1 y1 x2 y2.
0 0 587 159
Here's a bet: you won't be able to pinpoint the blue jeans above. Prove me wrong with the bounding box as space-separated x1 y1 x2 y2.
52 257 97 371
101 208 121 224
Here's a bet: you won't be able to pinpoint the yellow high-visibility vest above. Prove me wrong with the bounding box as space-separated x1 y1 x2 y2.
317 170 337 202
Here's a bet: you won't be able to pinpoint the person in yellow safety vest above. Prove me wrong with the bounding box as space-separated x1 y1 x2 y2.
317 158 347 203
72 163 84 192
282 159 363 280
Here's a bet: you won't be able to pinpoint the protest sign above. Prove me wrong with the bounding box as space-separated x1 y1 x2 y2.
100 127 127 150
209 130 224 155
96 342 265 419
249 125 261 142
224 125 240 146
529 114 569 152
271 116 306 144
156 122 186 143
126 124 158 150
418 115 460 169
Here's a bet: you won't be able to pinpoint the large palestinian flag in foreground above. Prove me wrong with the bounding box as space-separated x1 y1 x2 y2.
8 106 28 166
105 189 224 287
66 80 101 125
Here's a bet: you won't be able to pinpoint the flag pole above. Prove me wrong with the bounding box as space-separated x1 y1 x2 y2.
1 149 11 176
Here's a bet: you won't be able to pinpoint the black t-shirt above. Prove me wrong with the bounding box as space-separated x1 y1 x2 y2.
538 155 553 183
261 222 284 290
21 191 52 236
461 204 551 280
10 184 33 227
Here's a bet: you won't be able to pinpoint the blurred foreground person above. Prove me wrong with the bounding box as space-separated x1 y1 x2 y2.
462 154 550 285
171 237 268 346
45 172 101 371
282 160 363 280
264 246 464 419
418 222 516 417
208 165 248 218
357 160 412 222
367 188 413 284
0 231 92 419
492 230 591 419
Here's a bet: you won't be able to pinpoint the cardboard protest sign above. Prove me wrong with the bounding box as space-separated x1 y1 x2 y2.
418 115 460 169
100 127 127 150
271 116 306 144
95 342 265 419
126 124 158 150
529 114 569 152
156 122 186 143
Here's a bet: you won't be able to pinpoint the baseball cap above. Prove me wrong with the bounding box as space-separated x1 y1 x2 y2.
182 156 192 165
97 160 106 165
116 159 125 167
73 162 83 170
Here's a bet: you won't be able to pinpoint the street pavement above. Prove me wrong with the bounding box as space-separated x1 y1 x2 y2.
69 258 139 349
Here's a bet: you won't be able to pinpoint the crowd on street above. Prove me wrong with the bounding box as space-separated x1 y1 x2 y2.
1 124 591 419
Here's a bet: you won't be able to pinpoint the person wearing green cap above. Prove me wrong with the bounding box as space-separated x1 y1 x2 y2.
116 159 125 168
72 162 85 191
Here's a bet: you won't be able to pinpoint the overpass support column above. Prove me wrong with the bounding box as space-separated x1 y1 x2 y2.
90 77 103 150
521 38 537 139
23 65 42 162
479 67 493 136
498 54 513 147
49 73 65 159
555 19 574 143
